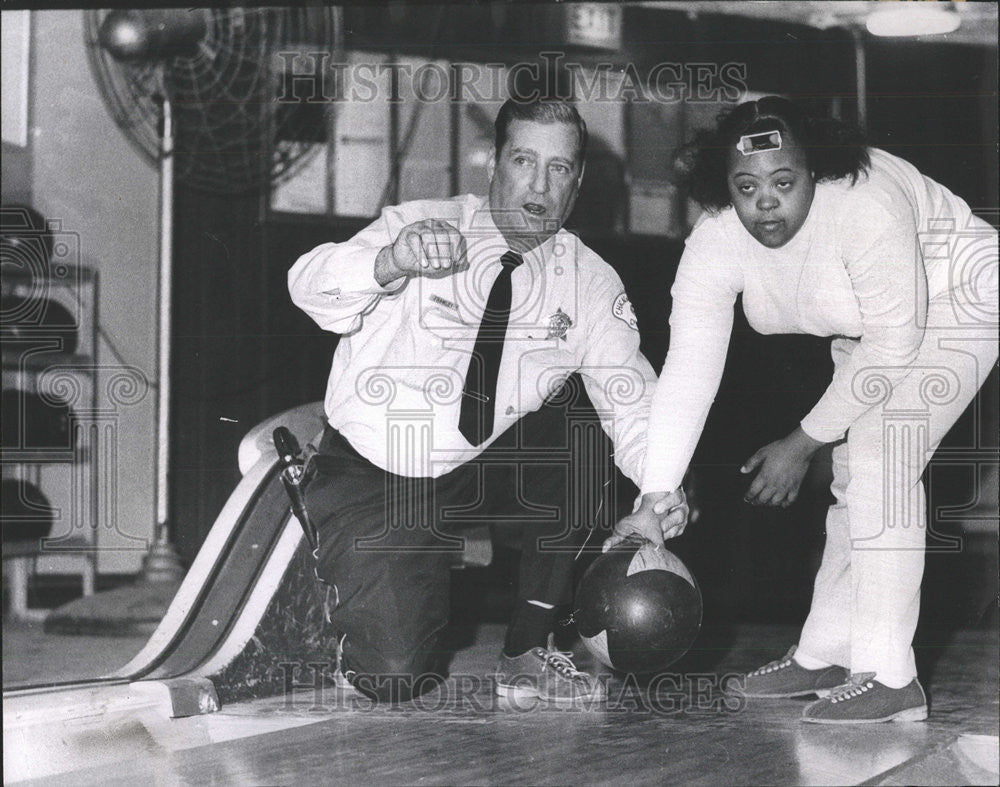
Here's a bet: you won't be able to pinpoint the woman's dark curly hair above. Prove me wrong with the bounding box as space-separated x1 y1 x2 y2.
680 96 870 212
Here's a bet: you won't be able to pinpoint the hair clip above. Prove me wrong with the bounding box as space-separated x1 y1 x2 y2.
736 130 782 156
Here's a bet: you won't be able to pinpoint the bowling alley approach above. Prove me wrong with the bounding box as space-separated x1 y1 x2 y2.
3 3 998 786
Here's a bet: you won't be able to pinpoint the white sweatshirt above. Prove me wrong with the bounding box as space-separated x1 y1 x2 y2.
641 148 996 494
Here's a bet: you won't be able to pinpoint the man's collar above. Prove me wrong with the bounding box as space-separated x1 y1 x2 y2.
467 195 559 267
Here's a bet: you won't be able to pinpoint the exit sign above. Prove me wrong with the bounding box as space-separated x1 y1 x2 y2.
566 3 623 50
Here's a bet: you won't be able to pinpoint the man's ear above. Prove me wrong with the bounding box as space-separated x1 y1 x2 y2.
486 146 496 183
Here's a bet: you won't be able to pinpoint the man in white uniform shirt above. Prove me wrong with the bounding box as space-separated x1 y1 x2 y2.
288 99 686 704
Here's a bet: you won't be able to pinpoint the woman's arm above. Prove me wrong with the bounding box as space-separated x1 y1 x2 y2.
640 241 743 497
606 237 739 548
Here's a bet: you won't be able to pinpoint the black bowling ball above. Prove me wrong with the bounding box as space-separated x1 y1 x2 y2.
575 536 702 674
1 205 78 353
0 295 78 354
1 204 53 267
1 389 74 450
1 479 53 543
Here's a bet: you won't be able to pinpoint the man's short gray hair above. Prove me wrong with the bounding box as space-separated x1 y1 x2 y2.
494 98 588 166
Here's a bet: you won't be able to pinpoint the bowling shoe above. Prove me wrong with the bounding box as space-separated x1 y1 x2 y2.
493 646 608 704
726 646 849 698
801 673 928 724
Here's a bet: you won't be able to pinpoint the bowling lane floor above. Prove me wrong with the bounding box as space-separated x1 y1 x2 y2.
7 622 998 786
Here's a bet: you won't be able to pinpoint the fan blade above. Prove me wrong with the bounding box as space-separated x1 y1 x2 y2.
99 9 209 63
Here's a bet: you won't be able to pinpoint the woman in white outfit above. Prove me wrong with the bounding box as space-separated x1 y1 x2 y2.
611 96 998 724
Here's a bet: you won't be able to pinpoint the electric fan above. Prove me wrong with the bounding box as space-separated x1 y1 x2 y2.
83 7 341 584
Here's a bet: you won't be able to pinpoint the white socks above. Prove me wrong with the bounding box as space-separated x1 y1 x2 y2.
795 649 912 688
793 650 832 670
874 674 912 689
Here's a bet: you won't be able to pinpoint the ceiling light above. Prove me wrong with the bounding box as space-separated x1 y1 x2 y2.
866 4 961 37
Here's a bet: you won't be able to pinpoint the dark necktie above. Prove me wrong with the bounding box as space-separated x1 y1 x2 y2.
459 250 523 446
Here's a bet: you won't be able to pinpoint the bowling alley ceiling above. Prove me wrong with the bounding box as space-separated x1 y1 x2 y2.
640 1 998 47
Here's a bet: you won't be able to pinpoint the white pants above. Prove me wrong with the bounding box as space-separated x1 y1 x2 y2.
798 239 999 686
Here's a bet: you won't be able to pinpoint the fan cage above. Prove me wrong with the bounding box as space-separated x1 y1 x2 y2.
84 8 341 195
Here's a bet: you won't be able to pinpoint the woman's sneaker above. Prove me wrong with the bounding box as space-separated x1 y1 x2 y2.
726 646 849 698
802 673 928 724
494 646 607 704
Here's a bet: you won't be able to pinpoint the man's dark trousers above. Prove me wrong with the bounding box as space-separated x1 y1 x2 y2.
304 400 608 702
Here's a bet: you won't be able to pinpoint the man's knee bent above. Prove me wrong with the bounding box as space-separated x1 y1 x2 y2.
342 640 446 703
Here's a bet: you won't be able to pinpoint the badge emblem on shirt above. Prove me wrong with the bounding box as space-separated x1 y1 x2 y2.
547 308 573 341
612 292 638 330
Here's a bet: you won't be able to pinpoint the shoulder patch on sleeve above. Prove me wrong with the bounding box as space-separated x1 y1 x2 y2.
612 291 639 330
